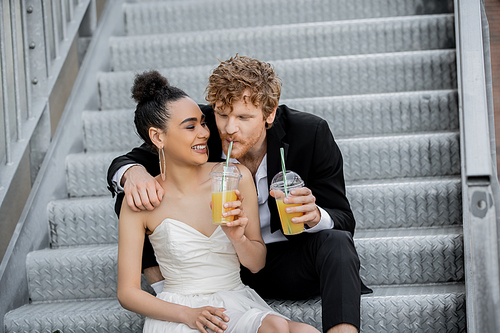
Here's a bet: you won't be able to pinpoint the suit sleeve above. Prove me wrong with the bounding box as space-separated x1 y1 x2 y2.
106 143 160 216
308 120 356 235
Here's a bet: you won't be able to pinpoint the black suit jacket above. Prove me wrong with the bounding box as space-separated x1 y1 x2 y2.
107 104 355 236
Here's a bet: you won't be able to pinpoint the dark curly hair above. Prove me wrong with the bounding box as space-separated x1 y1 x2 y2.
132 70 188 150
205 55 282 129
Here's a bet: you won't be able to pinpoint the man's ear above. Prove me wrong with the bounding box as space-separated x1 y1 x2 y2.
265 106 278 126
149 127 165 149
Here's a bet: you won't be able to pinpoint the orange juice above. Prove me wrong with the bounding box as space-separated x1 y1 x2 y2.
276 199 304 235
212 190 238 225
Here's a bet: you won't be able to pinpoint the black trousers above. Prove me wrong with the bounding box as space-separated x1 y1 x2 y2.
240 229 368 332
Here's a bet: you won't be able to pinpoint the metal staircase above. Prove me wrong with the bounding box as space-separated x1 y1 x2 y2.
2 0 499 332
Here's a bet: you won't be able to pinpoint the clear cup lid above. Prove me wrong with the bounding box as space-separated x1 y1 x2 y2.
209 161 242 178
270 170 304 189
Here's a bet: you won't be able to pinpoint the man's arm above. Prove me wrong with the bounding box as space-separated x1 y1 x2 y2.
107 143 162 215
308 119 355 235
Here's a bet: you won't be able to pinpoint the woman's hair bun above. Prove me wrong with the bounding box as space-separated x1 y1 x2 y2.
131 70 169 104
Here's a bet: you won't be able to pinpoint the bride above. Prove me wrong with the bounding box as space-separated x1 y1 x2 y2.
117 70 319 333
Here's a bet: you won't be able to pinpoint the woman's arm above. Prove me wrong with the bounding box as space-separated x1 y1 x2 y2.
222 166 266 273
117 204 229 333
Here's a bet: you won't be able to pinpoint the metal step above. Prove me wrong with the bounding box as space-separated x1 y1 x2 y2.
123 0 454 36
49 176 460 247
4 299 144 333
83 90 458 152
359 283 465 332
26 245 154 302
98 50 457 109
48 197 118 248
68 132 459 197
48 176 461 247
3 283 465 333
356 227 463 285
65 151 125 198
283 90 459 138
349 176 461 229
339 131 460 181
25 228 462 302
82 110 141 153
111 14 455 71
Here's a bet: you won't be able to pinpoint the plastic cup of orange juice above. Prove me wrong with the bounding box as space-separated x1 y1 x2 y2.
270 171 305 235
210 162 242 225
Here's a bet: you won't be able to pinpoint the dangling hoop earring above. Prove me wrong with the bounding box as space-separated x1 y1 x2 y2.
158 147 166 181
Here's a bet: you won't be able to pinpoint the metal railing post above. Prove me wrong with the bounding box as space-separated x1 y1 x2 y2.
20 0 33 118
455 0 500 331
25 0 50 97
10 0 24 141
0 0 12 166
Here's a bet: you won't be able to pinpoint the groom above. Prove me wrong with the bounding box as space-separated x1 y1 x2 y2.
107 55 370 333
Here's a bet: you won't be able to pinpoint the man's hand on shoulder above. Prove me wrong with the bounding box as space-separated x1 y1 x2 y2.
122 165 164 212
270 186 321 228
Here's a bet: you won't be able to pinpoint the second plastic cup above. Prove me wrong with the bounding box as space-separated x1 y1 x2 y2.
270 171 305 235
210 162 242 225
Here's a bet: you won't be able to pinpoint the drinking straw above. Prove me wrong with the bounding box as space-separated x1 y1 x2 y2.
280 147 288 197
221 141 233 192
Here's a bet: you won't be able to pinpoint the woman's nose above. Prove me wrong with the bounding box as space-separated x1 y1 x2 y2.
199 124 210 139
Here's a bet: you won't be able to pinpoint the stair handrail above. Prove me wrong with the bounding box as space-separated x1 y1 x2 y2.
0 0 95 246
455 0 500 331
0 0 98 332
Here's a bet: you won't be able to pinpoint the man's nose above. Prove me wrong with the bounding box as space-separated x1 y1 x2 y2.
225 117 238 134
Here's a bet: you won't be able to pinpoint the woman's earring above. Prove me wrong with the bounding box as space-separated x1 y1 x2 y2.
159 147 166 181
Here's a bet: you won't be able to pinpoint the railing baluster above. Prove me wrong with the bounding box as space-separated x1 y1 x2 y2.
60 0 67 40
68 0 74 21
50 0 59 58
20 0 32 118
0 1 12 165
41 0 51 77
10 0 23 140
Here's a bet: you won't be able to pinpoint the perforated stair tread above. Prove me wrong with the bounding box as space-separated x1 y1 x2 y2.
110 14 455 71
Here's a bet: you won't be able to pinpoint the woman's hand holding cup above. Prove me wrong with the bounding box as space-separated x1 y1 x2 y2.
220 190 248 242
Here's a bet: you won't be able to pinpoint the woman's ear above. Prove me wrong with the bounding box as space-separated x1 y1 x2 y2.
149 127 165 149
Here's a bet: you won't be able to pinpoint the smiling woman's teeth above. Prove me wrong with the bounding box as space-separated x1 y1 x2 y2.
192 145 206 150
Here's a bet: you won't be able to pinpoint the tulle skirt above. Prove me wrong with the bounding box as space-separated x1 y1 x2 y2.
142 285 287 333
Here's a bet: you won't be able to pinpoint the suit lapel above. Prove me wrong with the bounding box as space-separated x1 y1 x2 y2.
267 110 288 233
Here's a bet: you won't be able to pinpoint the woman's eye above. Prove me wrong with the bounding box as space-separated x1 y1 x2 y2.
201 122 208 127
186 125 195 129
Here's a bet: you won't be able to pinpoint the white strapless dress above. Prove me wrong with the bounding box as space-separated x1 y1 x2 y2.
143 218 285 333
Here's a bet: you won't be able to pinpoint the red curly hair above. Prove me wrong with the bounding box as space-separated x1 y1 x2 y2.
205 55 282 128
